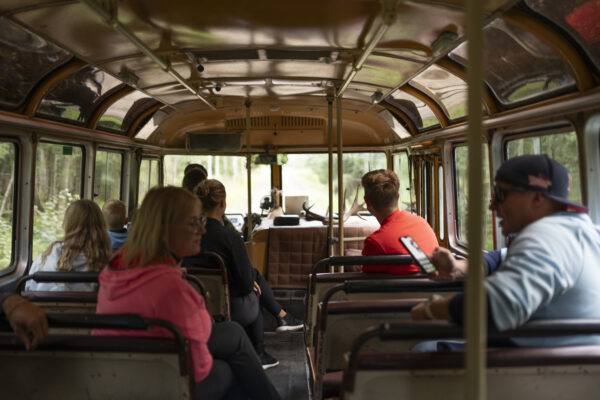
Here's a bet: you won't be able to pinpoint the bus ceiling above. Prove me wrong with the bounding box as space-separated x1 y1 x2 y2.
0 0 598 151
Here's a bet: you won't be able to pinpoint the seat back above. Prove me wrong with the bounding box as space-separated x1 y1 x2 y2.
0 314 193 399
342 320 600 400
305 255 421 344
183 251 231 321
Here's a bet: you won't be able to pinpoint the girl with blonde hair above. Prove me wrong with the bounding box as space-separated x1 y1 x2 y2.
26 199 111 291
96 186 280 400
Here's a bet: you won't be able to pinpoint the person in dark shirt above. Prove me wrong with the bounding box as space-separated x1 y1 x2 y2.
184 179 303 370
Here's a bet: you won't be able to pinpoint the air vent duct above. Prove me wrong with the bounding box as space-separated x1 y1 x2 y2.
187 132 242 151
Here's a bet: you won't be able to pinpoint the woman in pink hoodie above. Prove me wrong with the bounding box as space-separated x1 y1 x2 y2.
96 186 280 400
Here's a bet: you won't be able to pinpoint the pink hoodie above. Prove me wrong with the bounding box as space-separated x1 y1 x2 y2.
95 254 213 382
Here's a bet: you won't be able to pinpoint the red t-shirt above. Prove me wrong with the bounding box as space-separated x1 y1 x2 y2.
362 209 439 274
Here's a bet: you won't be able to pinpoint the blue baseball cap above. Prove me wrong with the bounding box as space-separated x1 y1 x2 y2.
495 154 587 213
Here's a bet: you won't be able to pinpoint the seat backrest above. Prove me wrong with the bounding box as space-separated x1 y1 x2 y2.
304 256 426 345
342 346 600 400
0 314 193 399
183 251 231 321
341 320 600 400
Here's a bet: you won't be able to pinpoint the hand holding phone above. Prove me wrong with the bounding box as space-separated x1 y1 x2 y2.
399 236 436 274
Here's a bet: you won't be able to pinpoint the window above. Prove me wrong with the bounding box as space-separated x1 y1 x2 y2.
438 165 445 241
97 91 154 133
505 130 581 204
454 145 494 250
33 142 84 259
138 158 160 207
394 151 412 212
388 90 440 130
37 66 123 124
282 152 386 215
0 142 17 270
0 17 70 109
163 155 270 214
450 19 576 106
94 149 123 208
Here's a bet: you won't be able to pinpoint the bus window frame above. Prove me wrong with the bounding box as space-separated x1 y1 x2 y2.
490 120 579 248
137 155 161 207
446 139 493 254
584 114 600 225
0 137 19 277
94 147 125 204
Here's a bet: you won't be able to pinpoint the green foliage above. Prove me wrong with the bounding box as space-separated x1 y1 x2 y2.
0 216 12 268
32 189 77 260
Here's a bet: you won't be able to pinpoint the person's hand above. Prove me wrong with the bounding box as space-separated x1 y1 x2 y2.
411 302 429 320
3 295 48 350
253 281 261 296
428 247 464 281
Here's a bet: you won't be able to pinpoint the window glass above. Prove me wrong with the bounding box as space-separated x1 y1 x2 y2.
454 145 494 250
524 0 600 73
0 17 71 109
97 91 154 133
37 66 123 124
0 142 16 270
394 152 412 212
94 150 123 208
33 142 83 259
135 109 168 140
163 155 270 214
450 19 576 105
388 90 440 130
282 152 386 216
138 158 160 207
410 64 468 121
505 130 581 204
438 165 445 240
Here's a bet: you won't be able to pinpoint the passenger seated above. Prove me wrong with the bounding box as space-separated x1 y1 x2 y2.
183 179 303 370
26 199 111 292
361 169 438 274
102 199 128 253
95 187 281 400
412 155 600 348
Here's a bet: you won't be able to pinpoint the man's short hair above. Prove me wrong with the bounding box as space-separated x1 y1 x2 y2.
102 200 127 230
182 168 207 192
361 169 399 209
184 163 208 176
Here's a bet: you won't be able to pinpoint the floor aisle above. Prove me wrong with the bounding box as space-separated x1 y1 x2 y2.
264 331 310 400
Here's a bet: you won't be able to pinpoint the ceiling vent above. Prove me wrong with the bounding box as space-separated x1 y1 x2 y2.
226 116 271 130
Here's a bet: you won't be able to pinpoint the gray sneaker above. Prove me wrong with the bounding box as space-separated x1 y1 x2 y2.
276 313 304 332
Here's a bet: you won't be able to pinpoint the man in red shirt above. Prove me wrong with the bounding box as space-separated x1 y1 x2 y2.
361 169 439 274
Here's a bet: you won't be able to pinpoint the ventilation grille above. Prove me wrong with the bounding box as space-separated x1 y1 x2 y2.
281 116 324 128
226 117 271 129
226 116 325 130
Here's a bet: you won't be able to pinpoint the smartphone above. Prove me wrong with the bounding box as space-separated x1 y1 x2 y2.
399 236 436 274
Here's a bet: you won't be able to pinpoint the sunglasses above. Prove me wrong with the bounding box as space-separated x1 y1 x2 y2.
492 185 528 205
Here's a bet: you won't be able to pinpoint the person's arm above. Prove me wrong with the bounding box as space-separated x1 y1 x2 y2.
1 294 48 350
428 247 468 281
229 233 256 294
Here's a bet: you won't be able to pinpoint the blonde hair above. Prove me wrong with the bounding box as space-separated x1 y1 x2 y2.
195 179 226 211
102 199 127 230
121 186 200 267
41 199 112 272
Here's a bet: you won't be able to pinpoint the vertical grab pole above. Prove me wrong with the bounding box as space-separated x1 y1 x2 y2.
327 96 335 260
465 0 486 399
245 100 253 241
336 94 344 262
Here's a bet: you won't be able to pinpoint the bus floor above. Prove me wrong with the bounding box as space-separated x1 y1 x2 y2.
264 288 310 399
264 331 310 400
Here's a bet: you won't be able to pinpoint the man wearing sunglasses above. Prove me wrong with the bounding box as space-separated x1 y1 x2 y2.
412 154 600 348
